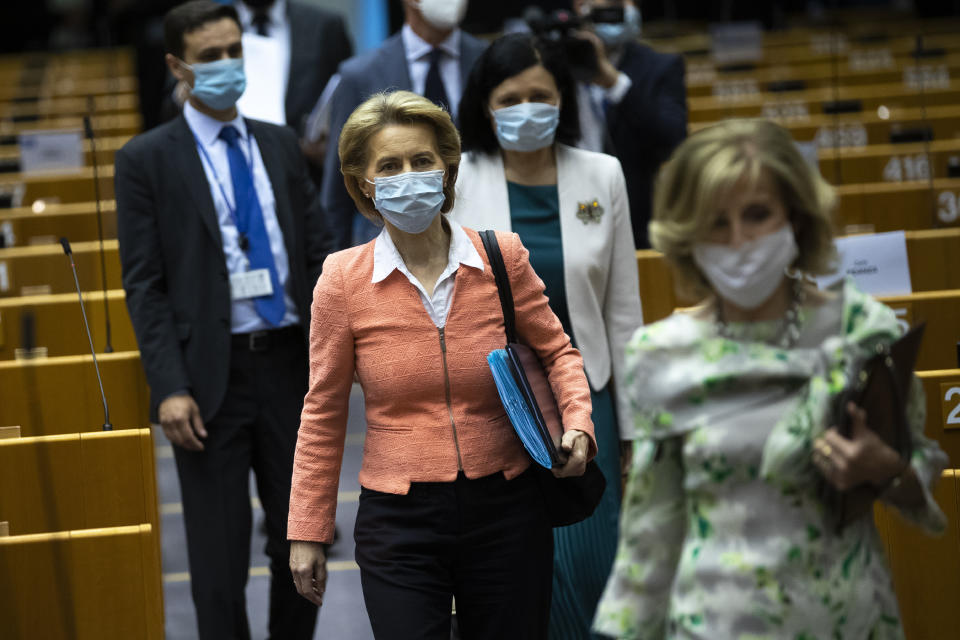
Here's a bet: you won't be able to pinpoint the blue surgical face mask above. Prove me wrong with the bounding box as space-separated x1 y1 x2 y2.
593 5 641 49
491 102 560 152
184 57 247 110
367 169 446 234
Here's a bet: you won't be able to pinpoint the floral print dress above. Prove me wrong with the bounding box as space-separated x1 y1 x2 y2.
593 280 948 640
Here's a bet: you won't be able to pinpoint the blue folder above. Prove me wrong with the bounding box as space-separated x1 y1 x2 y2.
487 349 555 469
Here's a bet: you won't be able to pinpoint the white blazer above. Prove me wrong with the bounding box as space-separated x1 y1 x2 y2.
452 144 643 439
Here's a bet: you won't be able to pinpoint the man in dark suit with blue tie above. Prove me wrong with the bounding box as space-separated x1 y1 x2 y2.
321 0 487 248
114 2 334 638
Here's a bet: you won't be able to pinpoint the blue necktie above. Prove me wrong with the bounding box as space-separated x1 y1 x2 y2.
218 125 286 326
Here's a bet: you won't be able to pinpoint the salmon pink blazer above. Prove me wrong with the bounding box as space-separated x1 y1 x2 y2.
288 228 595 543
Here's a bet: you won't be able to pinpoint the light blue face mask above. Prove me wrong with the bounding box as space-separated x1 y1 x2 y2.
368 169 446 234
593 5 641 49
491 102 560 152
184 57 247 110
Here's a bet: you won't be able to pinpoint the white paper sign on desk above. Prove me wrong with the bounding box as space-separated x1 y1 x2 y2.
18 129 84 174
816 231 912 295
236 33 287 126
710 21 764 64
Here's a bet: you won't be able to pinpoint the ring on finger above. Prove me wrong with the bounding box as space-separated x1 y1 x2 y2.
813 450 832 468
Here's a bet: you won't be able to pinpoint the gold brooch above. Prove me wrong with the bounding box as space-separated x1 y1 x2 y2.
576 199 604 224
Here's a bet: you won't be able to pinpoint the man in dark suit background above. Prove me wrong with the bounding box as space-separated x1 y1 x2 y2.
572 0 687 248
233 0 352 135
114 2 334 638
321 0 487 249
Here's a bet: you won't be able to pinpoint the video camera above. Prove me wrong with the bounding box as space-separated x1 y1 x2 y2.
525 6 626 82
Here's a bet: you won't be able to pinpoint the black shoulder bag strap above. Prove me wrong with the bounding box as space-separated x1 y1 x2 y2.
479 230 517 345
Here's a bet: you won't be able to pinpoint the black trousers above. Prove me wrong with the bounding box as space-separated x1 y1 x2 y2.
354 468 553 640
172 327 317 640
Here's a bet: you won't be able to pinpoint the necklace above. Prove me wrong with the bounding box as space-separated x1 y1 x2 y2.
715 278 807 349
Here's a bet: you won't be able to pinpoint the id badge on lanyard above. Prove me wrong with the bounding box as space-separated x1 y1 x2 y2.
194 132 274 301
230 269 273 300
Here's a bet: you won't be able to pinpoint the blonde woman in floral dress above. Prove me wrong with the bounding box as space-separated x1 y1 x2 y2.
593 119 948 640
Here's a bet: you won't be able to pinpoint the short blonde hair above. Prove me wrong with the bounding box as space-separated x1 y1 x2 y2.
651 118 837 299
338 90 461 224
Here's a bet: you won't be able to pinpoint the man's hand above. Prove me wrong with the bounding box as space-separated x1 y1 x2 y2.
290 540 328 606
553 429 590 478
572 28 621 89
158 394 207 451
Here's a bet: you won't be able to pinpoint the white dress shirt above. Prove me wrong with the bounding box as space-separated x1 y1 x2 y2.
576 72 633 152
235 0 291 100
371 218 484 328
183 101 299 333
402 24 462 119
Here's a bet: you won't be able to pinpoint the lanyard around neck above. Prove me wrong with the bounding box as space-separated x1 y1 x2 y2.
193 130 257 236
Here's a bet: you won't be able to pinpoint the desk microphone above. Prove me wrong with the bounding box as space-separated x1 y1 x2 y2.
84 108 113 353
61 237 113 431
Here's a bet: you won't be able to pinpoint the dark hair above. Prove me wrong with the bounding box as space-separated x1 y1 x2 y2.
459 33 581 154
163 0 242 59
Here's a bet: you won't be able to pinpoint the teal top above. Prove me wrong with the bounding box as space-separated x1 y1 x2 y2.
506 181 573 337
507 181 623 640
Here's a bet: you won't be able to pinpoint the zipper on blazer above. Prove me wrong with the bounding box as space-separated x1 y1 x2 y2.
438 327 464 471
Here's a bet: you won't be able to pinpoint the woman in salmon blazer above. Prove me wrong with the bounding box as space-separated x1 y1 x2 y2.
286 90 596 640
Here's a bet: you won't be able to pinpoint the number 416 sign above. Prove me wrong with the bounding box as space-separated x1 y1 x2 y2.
942 384 960 430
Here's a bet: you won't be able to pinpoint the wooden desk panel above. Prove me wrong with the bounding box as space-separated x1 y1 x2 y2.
818 139 960 184
0 290 137 359
0 111 139 136
689 81 960 123
917 370 960 466
0 201 117 248
0 428 159 537
0 239 121 297
876 470 960 640
690 105 960 150
0 351 150 436
0 136 129 171
0 94 138 120
0 164 115 205
879 290 960 371
835 178 960 232
0 524 163 640
686 52 960 98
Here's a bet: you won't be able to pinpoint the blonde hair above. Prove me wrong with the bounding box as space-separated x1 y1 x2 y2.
651 119 837 299
338 90 461 224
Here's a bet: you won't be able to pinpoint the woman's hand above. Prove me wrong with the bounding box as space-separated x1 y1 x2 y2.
553 429 590 478
289 540 328 606
812 402 904 491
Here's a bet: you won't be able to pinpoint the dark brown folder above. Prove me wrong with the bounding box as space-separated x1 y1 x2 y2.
821 323 925 532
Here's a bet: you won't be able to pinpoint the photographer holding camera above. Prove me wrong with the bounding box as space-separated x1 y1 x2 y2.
567 0 688 249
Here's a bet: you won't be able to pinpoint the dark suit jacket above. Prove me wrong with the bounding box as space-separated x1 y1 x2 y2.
284 0 352 134
605 42 687 249
320 30 488 249
115 115 335 423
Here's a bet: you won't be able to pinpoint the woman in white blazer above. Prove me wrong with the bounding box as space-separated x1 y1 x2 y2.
453 33 643 639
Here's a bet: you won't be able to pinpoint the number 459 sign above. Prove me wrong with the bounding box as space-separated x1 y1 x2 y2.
942 384 960 430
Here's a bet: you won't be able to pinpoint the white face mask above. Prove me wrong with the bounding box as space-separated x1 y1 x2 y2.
367 169 446 234
491 102 560 152
417 0 468 31
692 224 799 310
